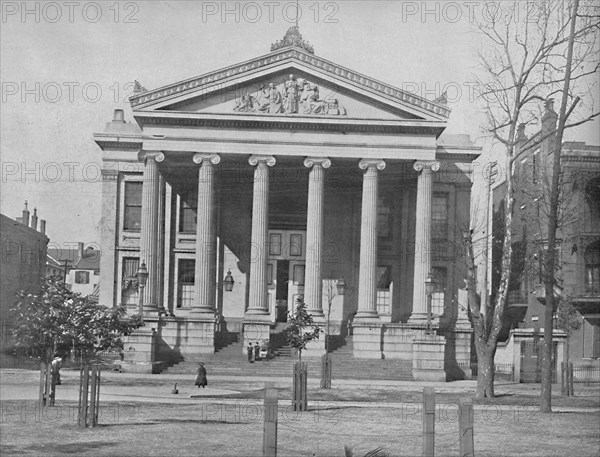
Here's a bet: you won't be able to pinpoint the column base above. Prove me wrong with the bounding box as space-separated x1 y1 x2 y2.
352 322 383 359
121 328 162 374
412 333 447 382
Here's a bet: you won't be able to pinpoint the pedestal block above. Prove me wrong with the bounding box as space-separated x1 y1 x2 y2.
453 328 473 380
352 322 383 359
412 334 447 382
242 322 271 355
303 323 327 358
121 328 160 374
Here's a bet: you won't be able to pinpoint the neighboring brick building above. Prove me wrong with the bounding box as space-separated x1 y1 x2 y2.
0 203 49 347
491 99 600 381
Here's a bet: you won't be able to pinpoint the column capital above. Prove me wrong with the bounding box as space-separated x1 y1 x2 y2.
413 160 440 172
193 153 220 165
137 151 165 163
249 155 276 167
358 159 386 171
304 157 331 169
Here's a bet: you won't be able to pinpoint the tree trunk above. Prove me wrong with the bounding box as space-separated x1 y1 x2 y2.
475 342 496 399
541 0 580 414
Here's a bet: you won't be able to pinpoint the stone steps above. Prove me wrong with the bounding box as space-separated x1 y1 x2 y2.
162 335 413 380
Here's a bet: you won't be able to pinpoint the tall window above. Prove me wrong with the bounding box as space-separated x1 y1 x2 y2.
377 195 393 239
431 267 447 316
121 257 139 306
177 259 195 308
124 182 142 231
376 265 392 315
585 178 600 226
585 241 600 294
179 192 197 233
432 193 449 240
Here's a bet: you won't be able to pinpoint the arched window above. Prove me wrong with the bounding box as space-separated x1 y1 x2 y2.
585 178 600 226
585 241 600 294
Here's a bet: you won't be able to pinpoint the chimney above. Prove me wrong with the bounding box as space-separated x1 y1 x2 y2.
517 123 528 143
542 98 558 134
113 109 125 123
30 208 38 231
22 201 30 227
40 219 46 235
78 242 84 260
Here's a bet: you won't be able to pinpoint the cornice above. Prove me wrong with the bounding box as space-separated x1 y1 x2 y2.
129 47 450 119
133 111 446 135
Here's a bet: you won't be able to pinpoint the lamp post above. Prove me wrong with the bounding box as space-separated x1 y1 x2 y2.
425 272 435 335
136 261 149 316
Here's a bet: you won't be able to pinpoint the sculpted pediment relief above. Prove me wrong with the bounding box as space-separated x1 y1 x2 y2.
233 74 346 116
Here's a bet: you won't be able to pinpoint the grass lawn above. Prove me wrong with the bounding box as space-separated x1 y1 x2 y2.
1 398 599 457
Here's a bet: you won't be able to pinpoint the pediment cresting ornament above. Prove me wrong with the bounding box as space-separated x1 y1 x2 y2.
234 74 347 116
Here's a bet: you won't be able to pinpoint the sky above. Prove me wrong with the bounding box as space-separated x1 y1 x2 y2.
1 0 599 247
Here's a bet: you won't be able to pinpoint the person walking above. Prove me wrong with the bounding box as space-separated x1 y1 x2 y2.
247 342 254 363
195 363 207 388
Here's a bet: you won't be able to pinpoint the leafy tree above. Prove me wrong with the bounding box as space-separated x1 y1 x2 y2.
284 299 321 363
10 276 142 363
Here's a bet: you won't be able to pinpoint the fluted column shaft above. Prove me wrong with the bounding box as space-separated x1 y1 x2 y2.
192 153 221 316
246 155 276 318
355 159 386 320
411 160 440 320
304 157 331 318
139 152 163 312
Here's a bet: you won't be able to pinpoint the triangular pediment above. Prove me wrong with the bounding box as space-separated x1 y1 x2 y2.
130 47 450 122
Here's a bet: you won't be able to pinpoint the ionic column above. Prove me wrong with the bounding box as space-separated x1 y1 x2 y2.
410 160 440 321
246 155 276 318
139 152 164 312
192 153 221 316
303 157 331 318
355 159 386 320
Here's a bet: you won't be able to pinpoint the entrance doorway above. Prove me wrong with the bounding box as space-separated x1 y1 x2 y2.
276 260 289 322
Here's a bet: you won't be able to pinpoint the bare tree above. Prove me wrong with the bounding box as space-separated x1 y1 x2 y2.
466 0 599 399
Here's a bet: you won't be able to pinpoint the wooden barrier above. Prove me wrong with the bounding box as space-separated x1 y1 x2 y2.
321 354 332 389
423 387 435 457
78 365 101 427
561 361 575 396
263 382 278 457
292 362 307 411
458 398 475 457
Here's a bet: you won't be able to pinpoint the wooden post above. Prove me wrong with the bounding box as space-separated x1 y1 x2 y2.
79 366 90 427
77 365 84 427
38 361 45 407
44 363 51 407
89 366 97 428
458 398 475 457
568 361 574 396
423 387 435 457
263 382 278 457
94 369 101 425
560 362 565 395
321 354 332 389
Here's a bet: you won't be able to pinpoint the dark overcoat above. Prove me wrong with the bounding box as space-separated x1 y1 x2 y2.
195 365 207 387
